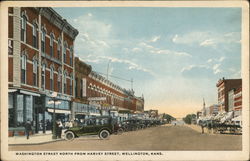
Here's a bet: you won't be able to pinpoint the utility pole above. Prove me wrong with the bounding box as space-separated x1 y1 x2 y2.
131 78 133 90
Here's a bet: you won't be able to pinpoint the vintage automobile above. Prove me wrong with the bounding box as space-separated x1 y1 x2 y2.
64 116 115 141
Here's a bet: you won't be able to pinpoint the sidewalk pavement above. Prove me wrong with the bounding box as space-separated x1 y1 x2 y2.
9 130 66 145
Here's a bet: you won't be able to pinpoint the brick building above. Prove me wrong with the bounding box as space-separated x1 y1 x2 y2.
228 86 242 117
216 78 242 112
8 7 78 135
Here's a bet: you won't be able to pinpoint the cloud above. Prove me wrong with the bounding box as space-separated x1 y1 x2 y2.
150 36 161 42
213 64 222 74
172 31 241 48
131 47 143 53
71 13 113 55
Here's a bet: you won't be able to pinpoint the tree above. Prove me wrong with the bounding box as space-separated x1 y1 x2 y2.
183 114 196 124
163 113 175 123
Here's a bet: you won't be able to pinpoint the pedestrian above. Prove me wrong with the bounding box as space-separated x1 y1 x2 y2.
25 120 32 139
57 120 63 138
201 122 205 134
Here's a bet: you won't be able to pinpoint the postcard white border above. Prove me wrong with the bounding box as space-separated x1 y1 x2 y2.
1 1 249 161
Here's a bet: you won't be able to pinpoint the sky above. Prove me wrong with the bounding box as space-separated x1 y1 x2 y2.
54 7 242 118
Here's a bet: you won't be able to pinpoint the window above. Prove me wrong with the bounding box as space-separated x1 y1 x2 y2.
41 64 46 90
41 29 46 53
75 78 78 97
21 15 27 42
50 67 54 90
57 39 61 60
58 70 61 93
21 54 27 84
32 24 38 48
50 34 54 57
70 75 73 95
64 72 67 94
63 43 67 63
70 47 73 66
80 79 83 98
33 59 38 86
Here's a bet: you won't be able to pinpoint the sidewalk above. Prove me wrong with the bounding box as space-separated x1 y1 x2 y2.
9 130 66 145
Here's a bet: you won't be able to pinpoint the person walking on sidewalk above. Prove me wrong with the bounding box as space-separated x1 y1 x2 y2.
25 120 32 139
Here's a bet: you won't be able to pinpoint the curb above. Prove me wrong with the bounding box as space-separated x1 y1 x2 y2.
9 138 65 146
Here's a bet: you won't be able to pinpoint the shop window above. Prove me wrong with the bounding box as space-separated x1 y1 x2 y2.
21 14 27 42
21 54 27 84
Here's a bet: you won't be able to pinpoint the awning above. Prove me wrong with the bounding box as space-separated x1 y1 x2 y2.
221 111 234 123
89 113 101 116
232 115 242 122
20 90 40 97
8 89 17 93
75 112 89 115
47 108 71 114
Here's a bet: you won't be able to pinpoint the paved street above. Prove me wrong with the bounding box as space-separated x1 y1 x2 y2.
9 125 241 151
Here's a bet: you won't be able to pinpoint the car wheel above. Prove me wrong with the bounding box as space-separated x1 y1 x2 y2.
117 128 124 135
99 130 110 139
65 131 75 141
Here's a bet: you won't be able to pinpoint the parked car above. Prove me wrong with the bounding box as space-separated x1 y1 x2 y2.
64 116 115 141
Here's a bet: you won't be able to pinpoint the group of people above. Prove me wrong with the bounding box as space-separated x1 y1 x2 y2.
24 119 73 139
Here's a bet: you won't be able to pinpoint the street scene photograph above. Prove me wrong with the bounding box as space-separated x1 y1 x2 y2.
5 4 245 154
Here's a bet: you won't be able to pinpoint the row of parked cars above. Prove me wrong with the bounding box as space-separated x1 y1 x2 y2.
64 116 165 141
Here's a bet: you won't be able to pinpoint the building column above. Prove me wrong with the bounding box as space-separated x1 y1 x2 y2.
13 7 21 87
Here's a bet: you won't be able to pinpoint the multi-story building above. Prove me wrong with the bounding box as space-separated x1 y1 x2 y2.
208 104 219 116
8 7 78 135
233 86 242 117
228 86 242 117
216 77 242 112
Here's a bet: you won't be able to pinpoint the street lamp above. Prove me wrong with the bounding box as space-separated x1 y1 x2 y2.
48 92 61 139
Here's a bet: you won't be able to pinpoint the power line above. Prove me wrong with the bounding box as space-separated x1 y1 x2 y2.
95 71 132 82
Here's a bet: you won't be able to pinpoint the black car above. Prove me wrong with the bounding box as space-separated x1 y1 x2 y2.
64 116 115 141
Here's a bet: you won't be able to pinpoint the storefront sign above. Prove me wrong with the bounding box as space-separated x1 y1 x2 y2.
88 97 106 101
47 108 71 114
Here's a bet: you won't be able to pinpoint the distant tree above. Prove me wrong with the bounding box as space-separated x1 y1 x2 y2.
163 113 175 123
183 114 196 124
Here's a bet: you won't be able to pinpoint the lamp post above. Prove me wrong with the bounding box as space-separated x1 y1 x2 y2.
48 92 61 139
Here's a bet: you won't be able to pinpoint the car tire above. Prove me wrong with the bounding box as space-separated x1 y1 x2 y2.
65 131 75 141
117 128 124 135
99 130 110 139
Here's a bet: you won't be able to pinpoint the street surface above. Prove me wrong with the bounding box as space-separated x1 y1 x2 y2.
9 125 241 151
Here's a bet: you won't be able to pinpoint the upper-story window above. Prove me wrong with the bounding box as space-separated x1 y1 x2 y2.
57 39 61 60
63 71 67 94
32 23 38 48
50 33 54 57
41 28 46 53
58 70 62 93
21 14 27 42
41 64 46 90
70 74 73 95
63 42 67 64
33 59 38 86
21 54 27 84
70 47 73 66
75 78 78 97
50 67 54 91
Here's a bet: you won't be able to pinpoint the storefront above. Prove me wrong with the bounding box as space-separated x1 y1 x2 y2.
8 89 42 136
